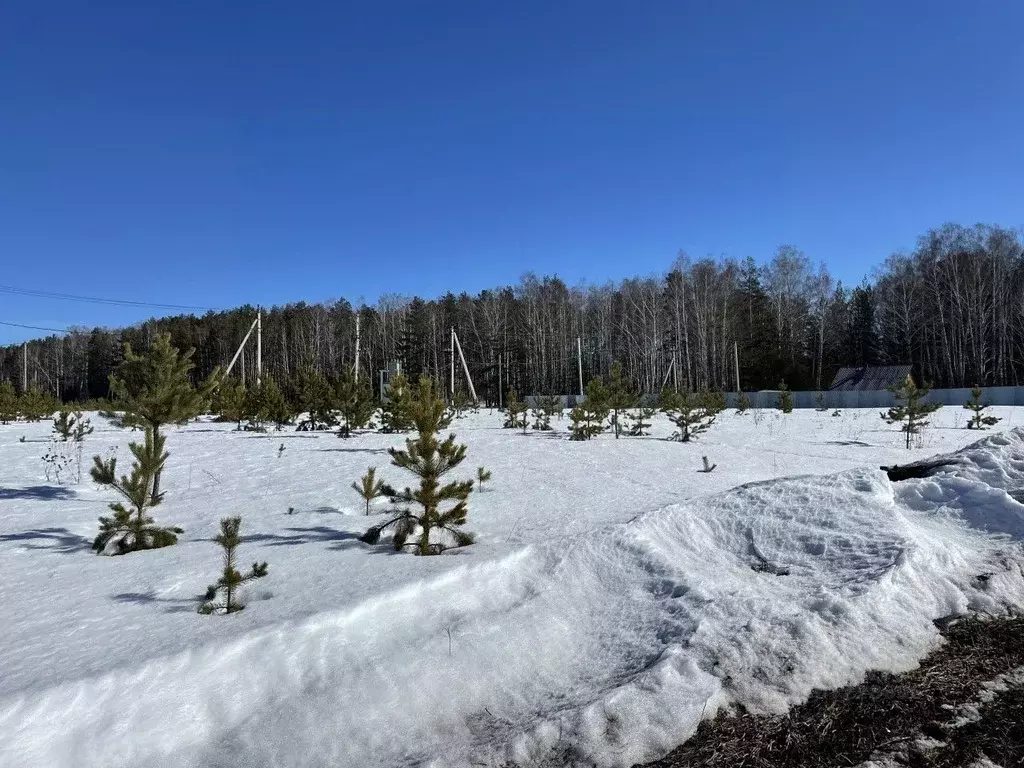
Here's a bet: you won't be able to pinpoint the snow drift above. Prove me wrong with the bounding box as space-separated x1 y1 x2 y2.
2 429 1024 768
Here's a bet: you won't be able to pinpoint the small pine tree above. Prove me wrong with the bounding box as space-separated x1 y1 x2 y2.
352 466 386 515
90 428 182 554
883 374 942 449
362 378 474 555
662 388 716 442
295 363 337 431
736 392 751 414
503 390 529 430
214 378 247 429
335 373 376 437
52 408 93 441
568 377 609 441
699 455 717 473
777 381 794 414
625 405 657 436
476 466 491 492
702 390 728 417
606 362 637 439
19 387 58 422
450 389 473 419
964 385 1000 430
242 379 272 431
258 375 292 429
814 392 828 412
109 333 218 503
530 406 551 431
380 372 414 433
0 381 19 423
198 517 268 615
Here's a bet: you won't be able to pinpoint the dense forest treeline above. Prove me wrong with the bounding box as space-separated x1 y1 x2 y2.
3 223 1023 403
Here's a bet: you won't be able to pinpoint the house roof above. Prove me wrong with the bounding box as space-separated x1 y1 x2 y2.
829 365 913 392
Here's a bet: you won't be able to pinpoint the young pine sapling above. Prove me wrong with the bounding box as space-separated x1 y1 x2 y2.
777 382 794 414
198 516 268 615
476 466 492 492
352 466 386 515
699 455 717 473
883 374 942 449
964 385 1000 430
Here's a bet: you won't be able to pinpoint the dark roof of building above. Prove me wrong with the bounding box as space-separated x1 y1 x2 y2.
829 365 913 392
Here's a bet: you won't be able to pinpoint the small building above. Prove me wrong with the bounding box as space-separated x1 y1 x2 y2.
829 365 912 392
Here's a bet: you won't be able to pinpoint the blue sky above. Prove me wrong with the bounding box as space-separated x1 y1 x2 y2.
1 1 1022 343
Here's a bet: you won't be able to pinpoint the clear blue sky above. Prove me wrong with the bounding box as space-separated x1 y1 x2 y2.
2 1 1022 343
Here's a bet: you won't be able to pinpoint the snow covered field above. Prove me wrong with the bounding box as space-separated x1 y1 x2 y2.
2 406 1024 767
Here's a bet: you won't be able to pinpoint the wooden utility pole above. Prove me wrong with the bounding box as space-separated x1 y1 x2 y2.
497 352 503 409
22 342 27 392
256 308 262 385
450 326 456 398
733 340 741 393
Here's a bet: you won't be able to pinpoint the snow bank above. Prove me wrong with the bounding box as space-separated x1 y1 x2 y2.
2 428 1024 767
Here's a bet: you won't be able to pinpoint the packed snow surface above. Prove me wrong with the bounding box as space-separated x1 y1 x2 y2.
2 407 1024 767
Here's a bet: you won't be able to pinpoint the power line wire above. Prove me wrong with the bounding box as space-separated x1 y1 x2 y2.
0 320 68 334
0 284 218 312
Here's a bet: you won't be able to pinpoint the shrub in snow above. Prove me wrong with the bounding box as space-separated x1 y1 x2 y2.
0 381 18 423
379 371 413 433
259 375 293 429
43 409 93 484
335 372 375 437
964 385 1000 430
777 381 794 413
883 374 942 449
199 517 268 615
109 333 218 503
361 377 474 555
476 466 492 491
605 362 637 439
352 466 386 515
626 405 657 436
503 390 528 431
736 391 751 413
661 388 716 442
569 377 609 441
213 378 247 429
294 363 337 431
90 428 182 555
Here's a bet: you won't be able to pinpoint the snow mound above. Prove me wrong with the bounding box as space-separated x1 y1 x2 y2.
3 431 1024 768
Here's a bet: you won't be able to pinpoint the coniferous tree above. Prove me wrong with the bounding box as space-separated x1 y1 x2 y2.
19 387 57 422
335 372 376 437
568 377 609 441
380 371 414 433
351 466 386 515
90 428 182 554
736 392 752 414
777 381 794 414
503 390 528 430
53 407 93 441
214 378 247 429
702 390 728 418
362 378 474 555
476 466 491 492
964 385 1000 430
242 379 272 431
109 333 217 502
199 517 268 614
260 375 293 429
295 362 336 431
0 381 17 423
605 362 637 439
661 388 716 442
883 374 942 449
625 404 657 436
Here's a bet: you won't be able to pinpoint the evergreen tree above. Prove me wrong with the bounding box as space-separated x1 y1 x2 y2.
736 392 752 413
814 392 828 412
53 408 93 442
335 372 376 437
19 387 57 422
883 374 942 449
777 381 794 414
109 333 217 502
0 381 19 423
352 466 386 515
702 390 728 417
295 362 336 431
397 298 431 381
964 384 1000 430
362 378 474 555
380 371 414 433
605 362 637 439
90 428 182 554
503 390 528 430
214 378 247 429
625 405 657 436
260 375 293 429
450 389 474 419
661 388 716 442
198 517 268 614
476 466 491 491
568 377 609 441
